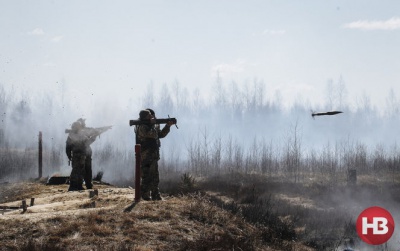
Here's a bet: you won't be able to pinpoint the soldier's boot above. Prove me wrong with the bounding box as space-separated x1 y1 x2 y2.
68 181 79 191
152 193 163 201
77 183 85 191
141 191 151 201
85 179 93 189
151 188 162 201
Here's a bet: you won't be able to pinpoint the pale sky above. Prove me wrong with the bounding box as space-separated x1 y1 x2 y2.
1 0 400 109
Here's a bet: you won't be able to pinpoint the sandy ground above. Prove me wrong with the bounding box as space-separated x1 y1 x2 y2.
0 182 136 222
0 181 287 251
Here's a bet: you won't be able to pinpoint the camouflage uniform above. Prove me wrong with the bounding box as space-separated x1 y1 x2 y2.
83 143 93 189
136 110 171 200
66 122 90 191
77 118 95 189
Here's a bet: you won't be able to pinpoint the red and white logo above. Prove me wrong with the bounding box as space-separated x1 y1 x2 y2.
356 206 395 245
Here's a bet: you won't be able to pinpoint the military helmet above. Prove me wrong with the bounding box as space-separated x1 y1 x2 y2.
146 108 155 116
71 121 83 132
139 110 151 120
77 118 86 127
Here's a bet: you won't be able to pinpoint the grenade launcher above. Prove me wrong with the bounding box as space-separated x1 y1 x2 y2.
129 117 178 128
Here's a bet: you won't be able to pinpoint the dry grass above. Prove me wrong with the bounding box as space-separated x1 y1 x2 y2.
0 179 44 204
197 172 400 250
2 172 397 250
0 180 300 251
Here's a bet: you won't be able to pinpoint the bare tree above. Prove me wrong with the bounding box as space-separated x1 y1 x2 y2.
254 79 265 112
192 88 202 115
213 76 227 108
325 76 348 110
283 120 302 183
385 88 399 118
172 80 189 114
224 135 234 173
157 83 174 115
0 84 9 145
325 79 335 110
228 81 243 120
142 82 155 108
336 76 348 109
211 136 222 174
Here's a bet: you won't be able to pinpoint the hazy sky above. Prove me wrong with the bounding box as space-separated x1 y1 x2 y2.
1 0 400 109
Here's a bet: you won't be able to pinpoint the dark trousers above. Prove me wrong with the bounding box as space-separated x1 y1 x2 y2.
69 153 86 191
141 158 160 197
84 154 92 188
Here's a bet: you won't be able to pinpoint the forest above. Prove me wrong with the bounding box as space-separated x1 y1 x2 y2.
1 78 400 183
1 78 400 250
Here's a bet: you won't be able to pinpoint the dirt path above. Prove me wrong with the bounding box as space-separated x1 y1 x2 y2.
0 182 136 222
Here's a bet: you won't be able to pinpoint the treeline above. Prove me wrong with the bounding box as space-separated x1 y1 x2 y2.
1 79 400 184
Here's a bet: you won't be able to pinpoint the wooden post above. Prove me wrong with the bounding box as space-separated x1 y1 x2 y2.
348 169 357 186
38 131 43 179
134 144 141 203
90 189 99 198
22 200 27 213
30 198 35 207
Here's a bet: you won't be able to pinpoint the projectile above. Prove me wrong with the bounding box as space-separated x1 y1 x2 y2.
311 111 343 118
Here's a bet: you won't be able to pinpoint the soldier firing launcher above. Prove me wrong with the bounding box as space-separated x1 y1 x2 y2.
129 117 178 128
